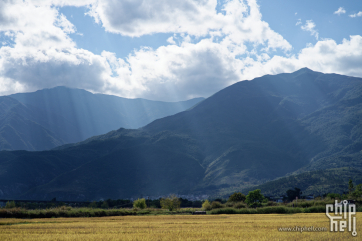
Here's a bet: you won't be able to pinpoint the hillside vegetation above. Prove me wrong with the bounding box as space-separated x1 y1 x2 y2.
241 167 362 197
1 68 362 200
0 87 203 151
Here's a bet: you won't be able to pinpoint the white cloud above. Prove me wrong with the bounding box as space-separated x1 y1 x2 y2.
334 7 346 15
30 0 96 7
0 0 111 95
296 19 302 26
0 0 362 102
86 0 222 37
167 36 176 45
85 0 291 51
88 0 292 100
300 20 319 40
103 39 243 100
0 0 293 101
349 11 362 18
240 35 362 79
220 0 291 52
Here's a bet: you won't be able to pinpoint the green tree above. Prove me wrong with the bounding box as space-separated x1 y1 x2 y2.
133 198 147 209
89 201 97 208
245 189 265 207
228 192 246 202
327 193 341 200
202 200 212 211
101 200 109 209
160 195 181 211
5 201 16 208
349 179 354 194
211 201 223 209
286 187 301 202
351 184 362 198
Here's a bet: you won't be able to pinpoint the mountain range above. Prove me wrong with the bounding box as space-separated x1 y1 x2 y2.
1 68 361 200
0 87 203 151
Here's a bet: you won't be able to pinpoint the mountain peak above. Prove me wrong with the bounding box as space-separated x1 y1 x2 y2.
293 67 315 73
37 86 89 93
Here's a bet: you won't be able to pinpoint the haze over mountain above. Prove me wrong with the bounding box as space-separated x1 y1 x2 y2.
0 87 204 151
1 68 362 200
0 96 65 151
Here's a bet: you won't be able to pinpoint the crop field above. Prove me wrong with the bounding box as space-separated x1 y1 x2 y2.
0 213 360 240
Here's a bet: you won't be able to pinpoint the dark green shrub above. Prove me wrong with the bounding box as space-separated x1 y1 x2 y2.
94 210 107 216
225 202 234 207
89 201 97 208
133 198 147 209
266 201 277 206
211 201 223 209
228 192 246 202
304 206 326 213
256 207 283 214
160 195 181 211
327 193 342 200
101 201 109 209
233 202 246 209
5 201 16 209
210 208 238 214
59 206 72 211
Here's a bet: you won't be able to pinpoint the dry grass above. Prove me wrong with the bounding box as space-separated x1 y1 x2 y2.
0 213 360 240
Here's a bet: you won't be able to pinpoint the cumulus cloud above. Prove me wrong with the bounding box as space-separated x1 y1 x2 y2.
86 0 222 37
220 0 291 52
0 0 110 95
85 0 291 54
349 11 362 18
241 35 362 79
167 36 176 45
300 20 319 40
0 0 362 101
334 7 346 15
89 0 292 100
103 39 243 100
31 0 96 7
0 0 293 100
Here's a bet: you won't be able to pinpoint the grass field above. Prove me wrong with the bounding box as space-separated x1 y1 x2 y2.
0 213 360 240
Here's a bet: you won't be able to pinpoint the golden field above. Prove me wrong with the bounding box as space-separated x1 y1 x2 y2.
0 213 360 241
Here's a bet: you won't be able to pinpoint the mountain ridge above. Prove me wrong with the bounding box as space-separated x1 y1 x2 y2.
1 68 362 200
0 87 204 151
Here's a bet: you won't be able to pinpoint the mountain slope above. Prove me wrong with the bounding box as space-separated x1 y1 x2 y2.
241 167 362 197
0 129 204 200
0 87 204 151
0 97 66 151
143 68 352 188
1 68 362 200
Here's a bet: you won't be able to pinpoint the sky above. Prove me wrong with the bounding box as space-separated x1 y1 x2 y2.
0 0 361 101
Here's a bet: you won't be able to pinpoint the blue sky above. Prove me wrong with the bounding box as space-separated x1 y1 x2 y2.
60 1 362 59
0 0 361 101
61 6 173 58
259 0 362 50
